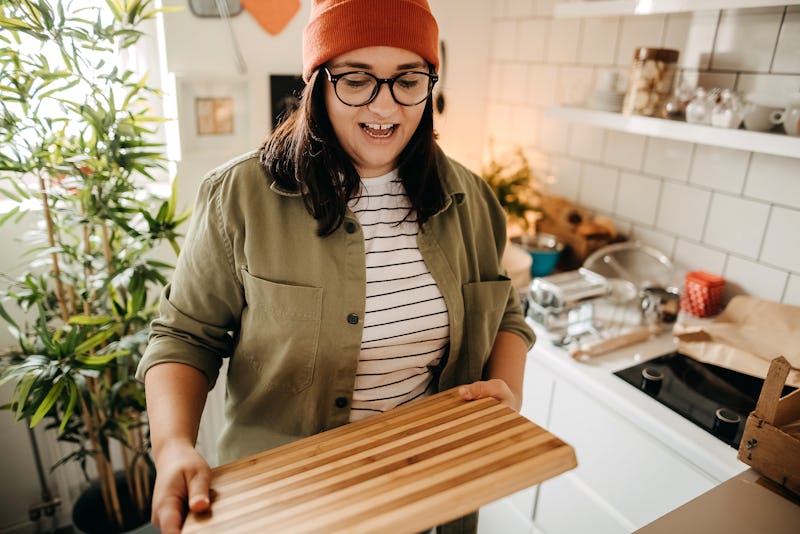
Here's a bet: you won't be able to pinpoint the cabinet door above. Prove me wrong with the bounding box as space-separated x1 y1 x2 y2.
536 472 632 534
521 353 555 427
478 489 536 534
542 379 716 529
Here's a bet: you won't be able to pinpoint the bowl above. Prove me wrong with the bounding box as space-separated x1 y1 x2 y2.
512 233 564 277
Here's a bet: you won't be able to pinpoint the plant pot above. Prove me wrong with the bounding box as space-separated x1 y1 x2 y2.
512 233 564 277
72 470 157 534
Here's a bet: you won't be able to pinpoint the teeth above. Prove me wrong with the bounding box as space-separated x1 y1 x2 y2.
362 123 395 138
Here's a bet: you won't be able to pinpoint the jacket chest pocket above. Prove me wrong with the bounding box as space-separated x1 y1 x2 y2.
461 278 512 380
236 269 323 393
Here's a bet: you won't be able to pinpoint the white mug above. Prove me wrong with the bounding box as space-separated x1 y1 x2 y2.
742 102 783 131
771 109 800 136
771 94 800 136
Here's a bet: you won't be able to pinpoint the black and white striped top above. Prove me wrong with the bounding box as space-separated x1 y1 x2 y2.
347 170 450 422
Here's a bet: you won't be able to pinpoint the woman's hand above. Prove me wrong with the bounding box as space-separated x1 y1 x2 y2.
151 440 211 534
458 378 519 411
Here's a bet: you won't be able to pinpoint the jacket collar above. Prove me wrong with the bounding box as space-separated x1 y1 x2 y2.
433 143 466 216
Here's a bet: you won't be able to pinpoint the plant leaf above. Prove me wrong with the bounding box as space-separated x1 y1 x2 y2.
29 376 66 427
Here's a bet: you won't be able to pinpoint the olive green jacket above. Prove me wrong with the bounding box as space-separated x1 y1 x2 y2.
137 146 535 465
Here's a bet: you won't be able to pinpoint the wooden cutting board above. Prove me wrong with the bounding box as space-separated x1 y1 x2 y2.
182 388 577 533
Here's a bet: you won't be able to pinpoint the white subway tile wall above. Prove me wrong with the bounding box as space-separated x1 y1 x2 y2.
579 163 618 212
643 138 693 182
773 7 800 73
703 193 770 258
725 255 788 302
712 8 785 72
688 145 749 194
664 12 718 71
744 153 800 208
785 275 800 306
603 130 645 170
616 172 661 225
615 16 668 66
579 18 619 65
518 19 549 62
761 206 800 271
487 2 800 304
568 124 605 161
656 182 710 242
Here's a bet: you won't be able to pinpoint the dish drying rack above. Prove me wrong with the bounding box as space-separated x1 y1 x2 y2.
526 268 644 347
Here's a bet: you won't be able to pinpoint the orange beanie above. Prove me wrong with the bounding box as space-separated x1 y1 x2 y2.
302 0 439 81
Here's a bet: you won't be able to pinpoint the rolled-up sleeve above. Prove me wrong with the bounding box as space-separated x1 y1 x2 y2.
136 172 244 389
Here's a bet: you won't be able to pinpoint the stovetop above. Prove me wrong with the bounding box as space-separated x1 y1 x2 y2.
614 351 796 449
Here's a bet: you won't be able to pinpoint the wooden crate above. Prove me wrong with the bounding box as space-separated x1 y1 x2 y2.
738 356 800 496
183 389 577 534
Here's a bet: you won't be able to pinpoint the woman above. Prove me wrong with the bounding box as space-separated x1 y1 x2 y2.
138 1 535 533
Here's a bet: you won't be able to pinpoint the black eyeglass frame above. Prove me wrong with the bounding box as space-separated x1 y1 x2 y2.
323 67 439 107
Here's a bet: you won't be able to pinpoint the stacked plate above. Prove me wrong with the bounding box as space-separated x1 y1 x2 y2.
590 89 625 112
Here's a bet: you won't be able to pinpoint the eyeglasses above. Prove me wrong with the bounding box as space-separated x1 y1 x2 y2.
323 67 438 107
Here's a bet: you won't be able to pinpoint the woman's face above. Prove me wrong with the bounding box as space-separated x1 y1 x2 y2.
324 46 428 178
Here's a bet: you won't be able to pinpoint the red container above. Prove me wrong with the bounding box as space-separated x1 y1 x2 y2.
681 271 725 317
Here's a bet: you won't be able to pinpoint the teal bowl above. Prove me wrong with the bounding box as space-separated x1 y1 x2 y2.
512 233 564 278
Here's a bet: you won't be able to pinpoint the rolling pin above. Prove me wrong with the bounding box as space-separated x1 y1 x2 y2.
570 325 659 361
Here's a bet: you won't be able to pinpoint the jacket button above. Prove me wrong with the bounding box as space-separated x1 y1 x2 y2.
347 313 359 325
335 397 348 408
345 221 357 234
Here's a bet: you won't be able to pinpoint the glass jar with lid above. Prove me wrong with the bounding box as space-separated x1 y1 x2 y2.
622 47 680 117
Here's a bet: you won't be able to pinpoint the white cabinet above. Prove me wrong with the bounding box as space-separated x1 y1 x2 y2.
536 376 716 532
478 347 557 534
536 474 631 533
526 346 733 534
479 338 743 534
478 490 538 534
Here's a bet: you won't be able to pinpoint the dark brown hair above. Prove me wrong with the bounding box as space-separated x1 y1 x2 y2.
260 69 446 237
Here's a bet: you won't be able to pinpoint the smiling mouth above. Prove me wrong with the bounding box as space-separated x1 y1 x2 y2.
361 123 396 138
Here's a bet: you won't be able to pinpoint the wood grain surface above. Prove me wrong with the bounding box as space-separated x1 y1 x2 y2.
182 388 577 533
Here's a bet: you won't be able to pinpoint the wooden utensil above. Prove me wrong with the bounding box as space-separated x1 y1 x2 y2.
183 388 577 534
571 325 659 361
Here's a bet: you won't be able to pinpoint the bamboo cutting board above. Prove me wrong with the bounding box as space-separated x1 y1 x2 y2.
182 388 577 534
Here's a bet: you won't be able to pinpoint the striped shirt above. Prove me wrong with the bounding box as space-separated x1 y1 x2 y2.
347 170 450 422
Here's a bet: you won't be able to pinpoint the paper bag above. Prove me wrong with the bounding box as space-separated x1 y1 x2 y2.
674 295 800 388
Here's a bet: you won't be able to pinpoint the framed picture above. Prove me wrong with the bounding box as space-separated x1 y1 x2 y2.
176 76 250 155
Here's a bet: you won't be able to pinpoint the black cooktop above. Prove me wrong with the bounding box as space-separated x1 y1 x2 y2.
614 351 796 449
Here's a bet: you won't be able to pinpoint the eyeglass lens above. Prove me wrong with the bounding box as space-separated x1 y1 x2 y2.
332 72 435 106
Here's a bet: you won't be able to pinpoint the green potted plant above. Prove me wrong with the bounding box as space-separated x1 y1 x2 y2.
480 145 543 236
481 145 562 277
0 1 185 532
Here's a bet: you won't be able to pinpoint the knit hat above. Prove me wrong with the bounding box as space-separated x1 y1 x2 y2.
302 0 439 81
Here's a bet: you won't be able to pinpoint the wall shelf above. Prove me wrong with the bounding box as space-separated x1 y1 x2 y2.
545 106 800 159
554 0 800 18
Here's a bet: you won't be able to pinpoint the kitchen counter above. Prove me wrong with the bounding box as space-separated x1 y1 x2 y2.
637 468 800 533
506 316 755 532
527 318 748 482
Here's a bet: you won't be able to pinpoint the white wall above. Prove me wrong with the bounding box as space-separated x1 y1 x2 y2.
485 1 800 305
